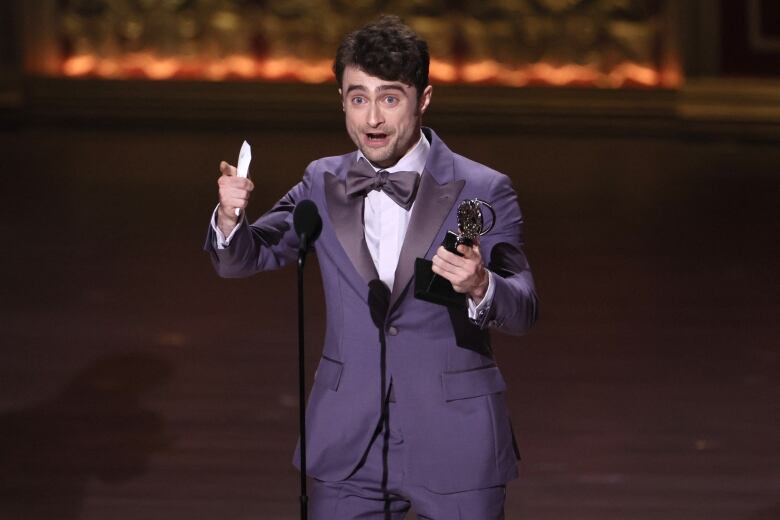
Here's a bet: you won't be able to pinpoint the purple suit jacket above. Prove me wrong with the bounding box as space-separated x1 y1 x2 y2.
204 128 538 493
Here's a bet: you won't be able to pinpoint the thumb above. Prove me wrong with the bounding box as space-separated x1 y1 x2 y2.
220 161 238 176
459 243 481 260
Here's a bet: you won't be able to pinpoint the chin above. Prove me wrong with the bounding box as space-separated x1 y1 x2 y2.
362 150 393 166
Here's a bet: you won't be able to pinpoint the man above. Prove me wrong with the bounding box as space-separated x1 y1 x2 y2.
205 15 538 519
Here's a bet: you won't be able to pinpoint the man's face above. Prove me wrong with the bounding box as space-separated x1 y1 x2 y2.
340 66 432 168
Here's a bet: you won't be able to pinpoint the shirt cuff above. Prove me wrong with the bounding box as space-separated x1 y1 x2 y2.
211 204 243 249
468 269 495 321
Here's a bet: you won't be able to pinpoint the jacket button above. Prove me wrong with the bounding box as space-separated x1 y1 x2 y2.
387 326 398 336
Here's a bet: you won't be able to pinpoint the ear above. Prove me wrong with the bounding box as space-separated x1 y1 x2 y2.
418 85 433 115
338 88 345 112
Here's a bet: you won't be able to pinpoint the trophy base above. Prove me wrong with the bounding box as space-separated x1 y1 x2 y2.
414 258 466 308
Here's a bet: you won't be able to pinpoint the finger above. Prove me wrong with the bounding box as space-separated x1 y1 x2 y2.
223 186 252 200
222 194 250 209
434 260 470 286
218 177 253 192
431 256 458 277
222 197 248 210
432 263 467 291
432 252 459 272
436 246 465 267
459 243 482 261
219 193 247 209
217 181 254 197
222 196 248 209
220 161 238 176
431 262 458 280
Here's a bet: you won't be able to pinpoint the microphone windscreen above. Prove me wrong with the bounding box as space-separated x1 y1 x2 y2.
293 199 322 244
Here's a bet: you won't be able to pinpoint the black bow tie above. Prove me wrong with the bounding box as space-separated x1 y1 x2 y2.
346 159 420 211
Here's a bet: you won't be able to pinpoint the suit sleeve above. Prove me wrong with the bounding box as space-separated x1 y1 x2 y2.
202 162 315 278
474 173 539 335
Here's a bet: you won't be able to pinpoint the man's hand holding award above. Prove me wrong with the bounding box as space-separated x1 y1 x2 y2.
416 198 496 307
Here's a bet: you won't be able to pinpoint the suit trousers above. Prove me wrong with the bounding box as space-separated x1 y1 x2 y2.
310 399 506 520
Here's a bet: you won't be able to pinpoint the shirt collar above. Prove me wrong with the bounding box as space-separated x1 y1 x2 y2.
356 131 430 175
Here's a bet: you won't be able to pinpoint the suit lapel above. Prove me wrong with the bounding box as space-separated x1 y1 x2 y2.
389 133 465 311
324 169 380 286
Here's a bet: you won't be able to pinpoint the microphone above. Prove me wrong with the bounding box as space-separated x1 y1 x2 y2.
293 199 322 254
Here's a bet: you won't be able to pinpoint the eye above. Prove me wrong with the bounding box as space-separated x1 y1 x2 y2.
384 95 399 105
351 96 366 105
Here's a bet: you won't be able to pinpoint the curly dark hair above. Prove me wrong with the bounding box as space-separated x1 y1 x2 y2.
333 15 430 98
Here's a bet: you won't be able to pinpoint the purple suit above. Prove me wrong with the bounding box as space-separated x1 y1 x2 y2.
205 128 538 494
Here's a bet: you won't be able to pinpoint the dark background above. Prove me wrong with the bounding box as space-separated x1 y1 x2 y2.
1 120 778 519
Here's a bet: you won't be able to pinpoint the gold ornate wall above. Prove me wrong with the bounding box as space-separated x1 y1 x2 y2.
40 0 678 88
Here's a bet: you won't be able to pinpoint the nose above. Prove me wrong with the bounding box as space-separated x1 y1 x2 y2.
367 101 384 128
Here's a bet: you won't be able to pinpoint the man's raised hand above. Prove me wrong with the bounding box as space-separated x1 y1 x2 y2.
217 160 254 237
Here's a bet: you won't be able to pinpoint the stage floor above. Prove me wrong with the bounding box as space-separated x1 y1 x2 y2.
0 125 778 519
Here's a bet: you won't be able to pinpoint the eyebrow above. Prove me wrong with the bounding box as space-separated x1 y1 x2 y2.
345 83 407 95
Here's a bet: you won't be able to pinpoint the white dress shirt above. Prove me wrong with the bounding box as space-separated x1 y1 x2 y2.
212 132 494 318
358 134 426 290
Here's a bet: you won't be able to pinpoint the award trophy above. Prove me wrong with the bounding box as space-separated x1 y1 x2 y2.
414 199 496 307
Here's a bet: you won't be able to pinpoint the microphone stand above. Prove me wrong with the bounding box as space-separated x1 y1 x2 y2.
297 236 309 520
292 200 320 520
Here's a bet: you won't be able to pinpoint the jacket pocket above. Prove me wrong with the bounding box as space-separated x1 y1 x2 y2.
314 356 343 391
441 364 507 402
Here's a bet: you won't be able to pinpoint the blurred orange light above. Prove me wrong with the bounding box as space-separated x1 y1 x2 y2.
145 57 179 80
609 62 659 87
529 63 600 86
224 55 257 78
63 55 97 77
429 59 458 83
462 60 502 83
59 53 676 88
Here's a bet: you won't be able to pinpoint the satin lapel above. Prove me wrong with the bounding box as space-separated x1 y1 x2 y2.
389 170 465 311
324 171 380 285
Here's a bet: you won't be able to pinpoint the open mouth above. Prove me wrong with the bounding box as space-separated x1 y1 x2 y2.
366 132 388 142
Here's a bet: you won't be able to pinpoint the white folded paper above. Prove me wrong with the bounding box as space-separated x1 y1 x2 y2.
235 140 252 216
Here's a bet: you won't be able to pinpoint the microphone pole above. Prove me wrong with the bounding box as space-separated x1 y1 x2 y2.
293 200 321 520
297 242 308 520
